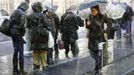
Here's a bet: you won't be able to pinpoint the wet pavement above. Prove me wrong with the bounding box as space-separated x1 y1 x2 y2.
101 18 134 75
0 22 134 75
0 27 95 75
101 36 134 75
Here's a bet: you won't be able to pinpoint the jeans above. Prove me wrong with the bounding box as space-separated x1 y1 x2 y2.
90 50 102 71
12 36 24 71
126 20 132 35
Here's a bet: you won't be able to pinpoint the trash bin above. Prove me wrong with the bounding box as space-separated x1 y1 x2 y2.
101 39 114 66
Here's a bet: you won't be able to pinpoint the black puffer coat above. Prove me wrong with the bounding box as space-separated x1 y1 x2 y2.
10 2 29 36
27 13 49 50
60 12 79 42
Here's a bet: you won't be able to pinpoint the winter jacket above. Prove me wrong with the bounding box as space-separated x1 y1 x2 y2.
27 13 49 50
60 12 79 42
86 14 112 51
10 2 29 36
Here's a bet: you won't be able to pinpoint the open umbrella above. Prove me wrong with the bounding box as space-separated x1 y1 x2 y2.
105 4 125 20
117 0 131 3
44 3 58 12
66 5 79 12
118 3 133 14
78 8 91 19
79 0 108 10
52 5 58 12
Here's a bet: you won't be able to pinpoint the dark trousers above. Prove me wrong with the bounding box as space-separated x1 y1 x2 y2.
54 38 59 58
126 20 132 35
64 40 79 57
12 36 24 72
47 48 53 65
90 50 102 71
47 37 59 65
116 25 122 39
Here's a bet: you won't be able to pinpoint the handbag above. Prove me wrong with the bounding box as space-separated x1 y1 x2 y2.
0 18 11 36
57 33 64 50
58 40 64 50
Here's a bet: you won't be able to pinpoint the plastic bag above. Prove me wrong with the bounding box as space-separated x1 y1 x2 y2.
48 31 54 48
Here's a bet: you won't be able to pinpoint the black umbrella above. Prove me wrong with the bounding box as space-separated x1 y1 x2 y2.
79 0 108 10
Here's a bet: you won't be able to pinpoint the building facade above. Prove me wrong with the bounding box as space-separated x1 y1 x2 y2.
0 0 133 15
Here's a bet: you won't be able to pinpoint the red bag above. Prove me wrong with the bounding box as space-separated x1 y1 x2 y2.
58 40 64 50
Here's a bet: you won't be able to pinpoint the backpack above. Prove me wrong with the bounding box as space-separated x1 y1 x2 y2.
77 16 84 27
63 13 79 31
30 14 49 43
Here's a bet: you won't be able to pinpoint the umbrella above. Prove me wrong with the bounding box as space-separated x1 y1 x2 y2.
118 3 133 13
117 0 131 3
52 5 58 12
117 3 129 10
78 8 91 19
118 3 134 18
44 3 53 10
79 0 108 10
105 4 125 20
44 3 58 12
66 5 79 12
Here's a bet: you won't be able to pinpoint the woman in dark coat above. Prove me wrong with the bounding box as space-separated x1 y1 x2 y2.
10 2 29 74
27 2 49 70
86 5 112 74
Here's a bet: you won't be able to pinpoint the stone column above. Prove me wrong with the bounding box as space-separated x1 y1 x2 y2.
8 0 14 15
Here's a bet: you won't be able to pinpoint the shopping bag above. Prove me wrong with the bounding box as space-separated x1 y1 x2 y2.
48 31 54 48
57 33 64 50
58 40 64 50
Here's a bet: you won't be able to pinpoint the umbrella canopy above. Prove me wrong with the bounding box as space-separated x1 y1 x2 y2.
66 5 79 12
78 8 91 19
118 3 133 13
79 0 108 10
52 5 58 12
44 3 58 12
117 0 131 3
117 3 129 10
105 4 125 20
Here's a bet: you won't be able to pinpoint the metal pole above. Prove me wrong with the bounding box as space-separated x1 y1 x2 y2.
25 0 29 4
65 0 67 10
51 0 53 5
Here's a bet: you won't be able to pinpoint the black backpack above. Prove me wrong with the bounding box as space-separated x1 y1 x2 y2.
77 16 84 27
30 14 49 43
